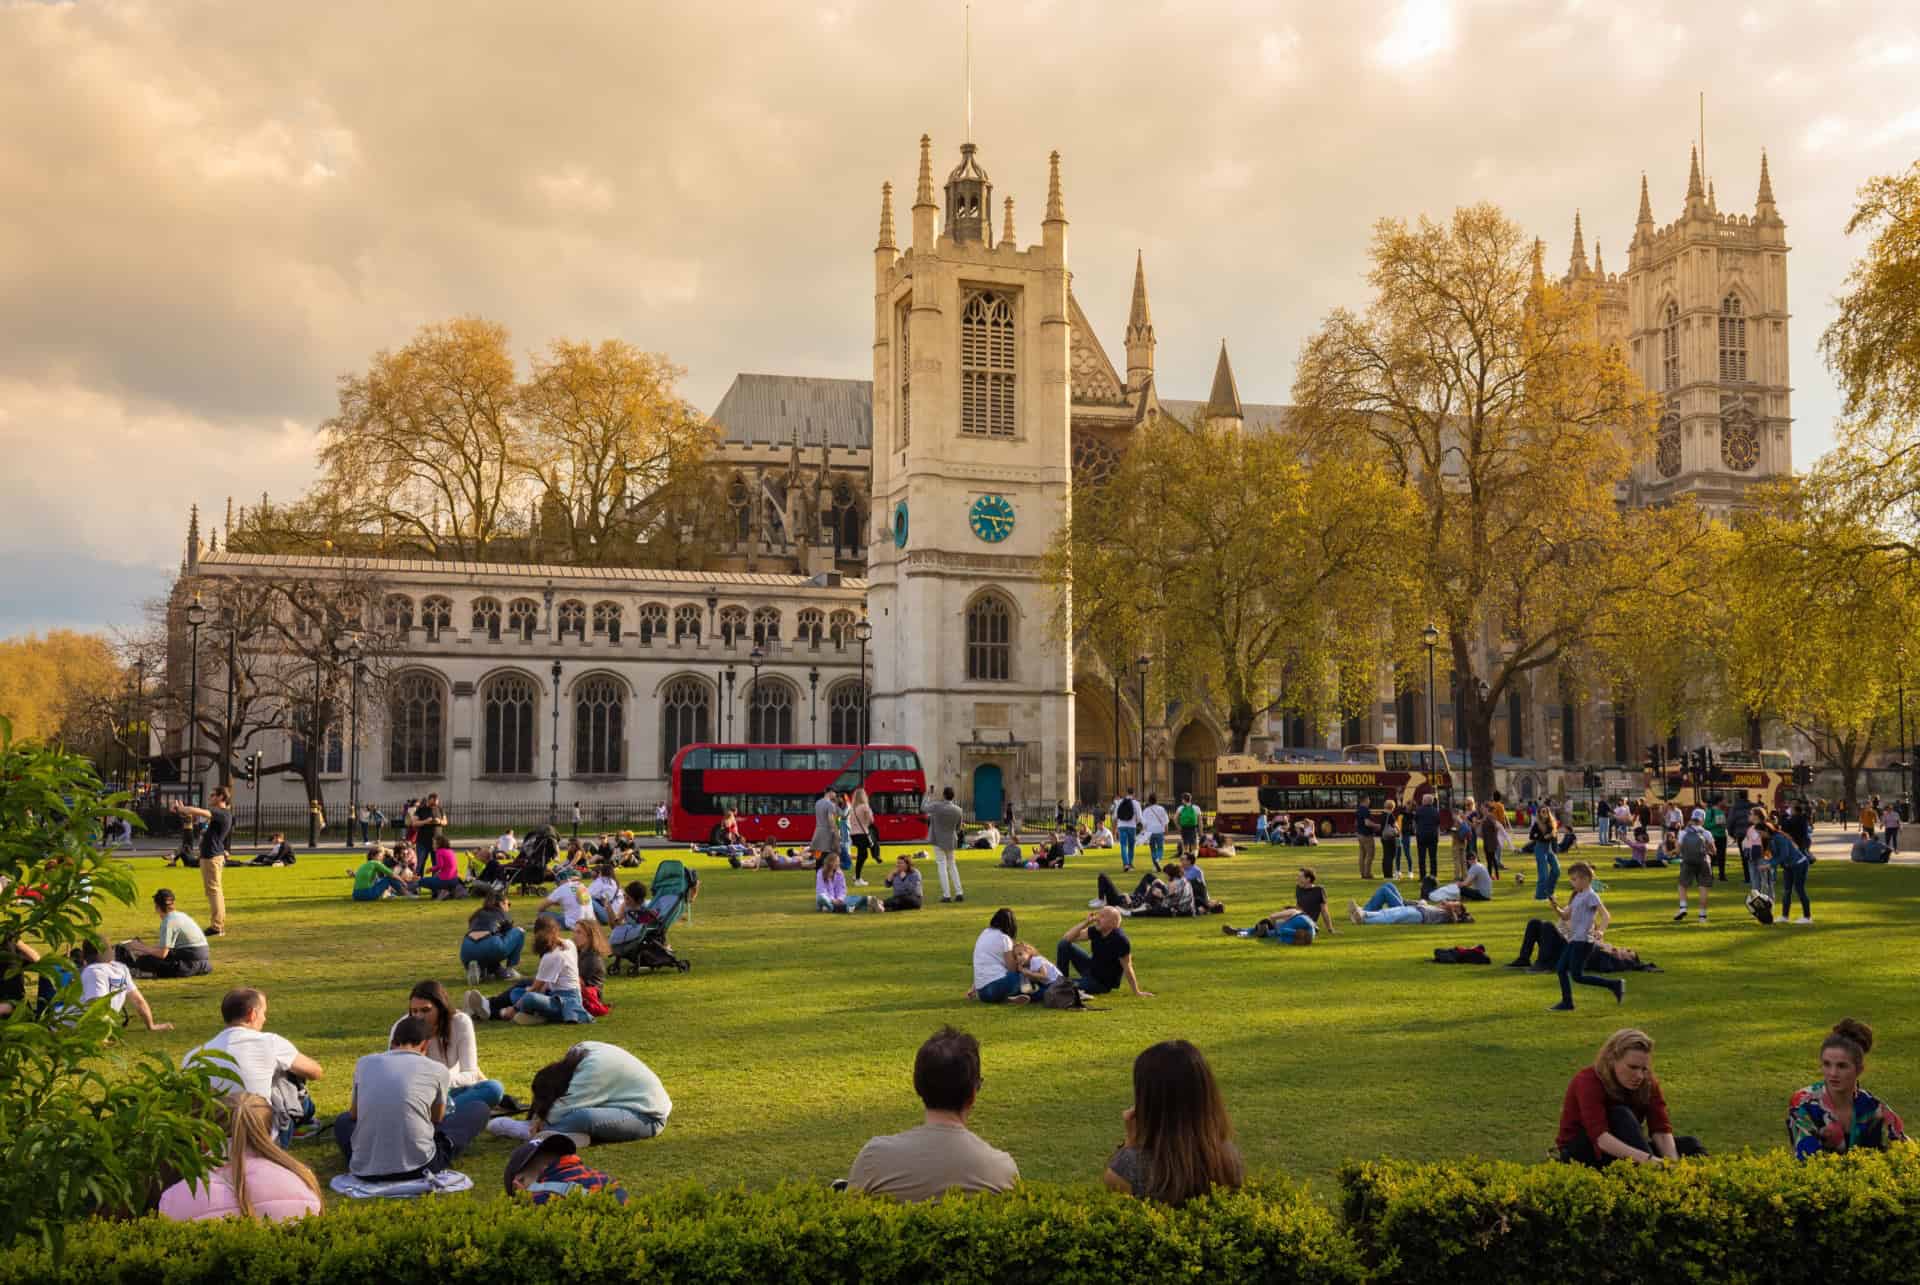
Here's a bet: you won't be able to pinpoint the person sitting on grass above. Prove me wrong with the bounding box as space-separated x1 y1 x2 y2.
881 853 924 912
394 980 505 1113
418 833 465 901
1554 1028 1703 1167
159 1092 323 1222
488 1041 671 1146
847 1026 1020 1202
538 868 597 930
572 918 610 1007
814 851 874 913
247 833 297 868
1788 1018 1907 1159
968 909 1026 1004
114 888 213 978
1103 1040 1243 1204
998 836 1026 868
1012 942 1062 992
1089 822 1114 849
464 917 590 1026
1550 861 1623 1012
332 1015 492 1180
0 937 47 1019
185 987 324 1145
586 862 622 924
1426 851 1495 903
1196 831 1237 860
352 846 416 901
462 891 524 984
1346 882 1473 926
1057 907 1153 998
74 939 170 1030
504 1132 630 1204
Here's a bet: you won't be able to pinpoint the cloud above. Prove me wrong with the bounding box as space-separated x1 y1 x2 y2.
1374 0 1456 68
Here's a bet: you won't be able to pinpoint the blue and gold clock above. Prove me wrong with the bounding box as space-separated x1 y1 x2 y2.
968 493 1016 543
892 500 909 548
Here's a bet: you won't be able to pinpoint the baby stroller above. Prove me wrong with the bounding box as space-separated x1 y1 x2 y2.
503 825 560 893
609 859 695 975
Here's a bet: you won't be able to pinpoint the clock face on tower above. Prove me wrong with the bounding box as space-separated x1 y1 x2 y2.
892 500 909 548
968 494 1016 543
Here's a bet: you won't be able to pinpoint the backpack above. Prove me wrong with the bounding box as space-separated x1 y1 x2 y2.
1431 944 1491 964
1678 828 1706 861
1177 804 1199 828
1746 889 1775 925
1116 798 1136 823
1041 978 1087 1009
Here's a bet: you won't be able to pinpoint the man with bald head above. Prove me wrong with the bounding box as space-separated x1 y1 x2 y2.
1055 906 1153 999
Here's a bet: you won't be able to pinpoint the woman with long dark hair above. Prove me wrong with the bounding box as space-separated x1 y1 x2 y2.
159 1093 322 1221
488 1041 671 1146
1102 1040 1242 1204
1529 806 1562 901
969 908 1026 1004
1788 1018 1906 1159
393 980 505 1110
462 889 525 984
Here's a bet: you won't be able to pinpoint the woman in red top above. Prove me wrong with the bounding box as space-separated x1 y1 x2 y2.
1554 1028 1705 1167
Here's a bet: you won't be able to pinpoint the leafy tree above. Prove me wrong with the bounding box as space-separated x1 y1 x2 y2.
0 720 224 1259
1047 415 1413 752
0 632 124 756
1293 204 1709 797
1822 161 1920 429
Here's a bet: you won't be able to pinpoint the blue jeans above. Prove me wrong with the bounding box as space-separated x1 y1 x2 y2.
1778 861 1810 918
1117 826 1137 870
1364 882 1406 912
1596 816 1611 844
1556 940 1621 1007
976 971 1024 1003
816 894 870 912
1147 833 1165 868
544 1105 666 1143
1533 842 1561 900
1054 939 1115 994
352 876 406 901
450 1079 505 1111
461 928 525 971
419 876 463 896
517 987 591 1023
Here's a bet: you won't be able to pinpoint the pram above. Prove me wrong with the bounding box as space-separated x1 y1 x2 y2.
469 826 560 894
609 858 695 974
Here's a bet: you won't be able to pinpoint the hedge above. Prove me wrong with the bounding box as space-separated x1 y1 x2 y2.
1340 1148 1920 1285
0 1180 1365 1285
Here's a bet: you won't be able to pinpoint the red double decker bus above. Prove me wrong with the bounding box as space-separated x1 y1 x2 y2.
667 743 929 844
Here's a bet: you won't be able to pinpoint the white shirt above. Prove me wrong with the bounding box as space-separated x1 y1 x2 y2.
1024 955 1062 985
187 1025 301 1098
535 939 582 992
1141 804 1170 836
971 929 1014 990
496 831 520 854
543 880 594 929
587 875 621 908
388 1011 485 1089
79 961 134 1011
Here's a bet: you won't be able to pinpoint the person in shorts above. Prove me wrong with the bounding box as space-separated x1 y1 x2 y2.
1175 794 1201 857
1673 808 1715 925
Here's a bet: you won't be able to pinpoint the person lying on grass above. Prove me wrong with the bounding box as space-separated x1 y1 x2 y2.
1788 1018 1907 1159
1554 1027 1704 1167
1346 882 1473 926
1103 1039 1242 1203
1057 907 1153 998
504 1132 629 1205
1093 868 1196 917
1220 867 1331 941
1506 908 1656 974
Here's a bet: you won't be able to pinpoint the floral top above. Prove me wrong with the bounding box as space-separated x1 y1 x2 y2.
1787 1082 1906 1159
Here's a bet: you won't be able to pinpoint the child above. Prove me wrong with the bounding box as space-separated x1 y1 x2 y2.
1548 861 1623 1011
1012 943 1061 992
587 862 622 924
1629 825 1651 866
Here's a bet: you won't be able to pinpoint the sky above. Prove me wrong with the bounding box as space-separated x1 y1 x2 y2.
2 0 1917 638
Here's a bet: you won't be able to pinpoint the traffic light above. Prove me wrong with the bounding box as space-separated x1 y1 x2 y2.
238 759 254 784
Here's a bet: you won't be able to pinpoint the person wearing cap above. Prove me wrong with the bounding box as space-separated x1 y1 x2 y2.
1672 809 1715 925
504 1133 629 1204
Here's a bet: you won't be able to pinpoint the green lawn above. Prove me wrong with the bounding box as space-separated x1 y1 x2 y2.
89 840 1919 1201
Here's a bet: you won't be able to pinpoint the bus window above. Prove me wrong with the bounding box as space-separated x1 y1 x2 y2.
1760 751 1791 770
872 792 925 815
779 749 824 770
683 748 711 770
709 749 748 770
873 749 919 772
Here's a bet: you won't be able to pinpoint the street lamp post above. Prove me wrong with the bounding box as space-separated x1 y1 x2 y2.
808 666 820 741
130 657 147 796
855 618 874 772
1112 665 1121 802
307 652 323 849
748 645 766 743
550 660 562 825
1422 622 1440 800
724 666 736 740
222 606 238 790
1135 655 1151 798
336 632 363 850
185 595 207 802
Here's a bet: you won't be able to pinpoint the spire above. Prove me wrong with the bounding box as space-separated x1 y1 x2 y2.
1687 145 1704 199
224 495 233 540
1530 237 1546 293
1044 150 1065 223
1593 240 1604 276
1637 173 1654 225
1568 211 1588 277
1001 195 1014 246
1129 250 1152 331
877 181 895 251
186 503 201 572
1708 179 1717 212
914 135 935 206
1756 148 1778 221
1206 340 1243 423
1125 250 1156 388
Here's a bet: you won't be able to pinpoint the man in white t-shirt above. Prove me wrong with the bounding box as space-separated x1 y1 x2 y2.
538 876 595 930
1139 795 1171 871
848 1027 1019 1201
75 941 170 1031
496 829 520 856
186 987 325 1143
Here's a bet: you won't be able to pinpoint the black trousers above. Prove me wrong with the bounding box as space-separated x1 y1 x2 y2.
1416 832 1439 880
1513 918 1566 968
1560 1102 1706 1166
1712 833 1728 881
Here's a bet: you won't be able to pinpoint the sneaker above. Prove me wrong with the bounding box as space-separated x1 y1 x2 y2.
486 1116 533 1141
1548 1002 1575 1012
1672 910 1688 922
954 894 964 903
511 1010 545 1026
497 967 521 981
853 878 869 886
940 896 952 903
1221 924 1240 937
1504 959 1529 969
1697 915 1709 925
1347 900 1364 925
1088 898 1106 909
1614 981 1626 1004
462 989 490 1021
466 960 482 986
1795 916 1813 924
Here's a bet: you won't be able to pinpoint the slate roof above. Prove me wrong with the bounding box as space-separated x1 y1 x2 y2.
709 374 873 450
1158 399 1297 433
197 550 866 592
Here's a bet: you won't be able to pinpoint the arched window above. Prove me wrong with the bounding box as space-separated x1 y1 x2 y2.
960 290 1017 437
673 605 702 643
420 596 452 642
660 677 711 766
292 720 344 775
752 607 781 646
828 680 868 744
472 597 502 641
719 606 747 646
829 610 855 648
966 594 1012 681
573 675 625 775
507 599 539 643
482 673 537 775
1661 301 1681 391
591 601 622 643
1718 293 1748 382
388 671 444 776
558 599 587 639
747 679 795 745
637 603 668 646
797 609 825 648
383 594 415 634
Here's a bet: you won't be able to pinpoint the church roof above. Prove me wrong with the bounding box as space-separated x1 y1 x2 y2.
709 374 873 450
196 548 866 592
1067 290 1127 406
1158 399 1296 433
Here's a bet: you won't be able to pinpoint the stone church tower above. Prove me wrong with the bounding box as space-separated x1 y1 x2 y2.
865 134 1075 819
1622 147 1791 515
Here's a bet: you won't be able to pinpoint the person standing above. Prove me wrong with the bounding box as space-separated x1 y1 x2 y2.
1112 790 1140 873
1548 862 1623 1011
1880 800 1901 855
1528 805 1561 901
928 786 966 904
171 786 233 936
1595 797 1612 846
1728 793 1754 884
1355 797 1377 881
413 793 445 870
1140 794 1170 872
1378 804 1401 881
809 787 842 865
848 788 879 886
1672 809 1714 925
1704 796 1728 883
1414 790 1442 883
654 800 668 836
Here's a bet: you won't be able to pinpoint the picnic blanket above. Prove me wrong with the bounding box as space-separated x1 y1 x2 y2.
329 1170 474 1199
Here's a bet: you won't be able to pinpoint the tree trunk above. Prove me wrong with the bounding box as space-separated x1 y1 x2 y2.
1840 763 1861 815
1227 701 1254 755
1468 711 1497 802
1745 711 1763 755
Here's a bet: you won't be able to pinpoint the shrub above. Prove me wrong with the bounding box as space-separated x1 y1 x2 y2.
1341 1148 1920 1285
0 1179 1366 1285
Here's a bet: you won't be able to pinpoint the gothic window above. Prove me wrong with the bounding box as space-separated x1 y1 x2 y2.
387 670 444 776
960 290 1017 438
420 596 452 642
1721 406 1760 472
1662 301 1681 391
558 599 587 639
383 594 415 635
1072 430 1121 487
482 673 537 776
719 606 747 646
1656 413 1682 479
673 605 702 643
897 301 911 450
661 677 711 766
637 603 668 646
1718 294 1748 382
292 720 344 775
472 597 502 641
507 598 540 643
829 610 855 648
591 601 623 643
573 675 625 775
828 680 868 744
797 609 825 648
747 678 795 745
965 593 1012 681
752 607 781 646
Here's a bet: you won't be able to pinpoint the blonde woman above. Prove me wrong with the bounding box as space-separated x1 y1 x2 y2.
159 1093 323 1221
1553 1029 1703 1167
849 787 879 885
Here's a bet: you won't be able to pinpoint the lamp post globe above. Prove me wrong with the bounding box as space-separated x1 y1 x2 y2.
1421 622 1440 791
854 618 874 769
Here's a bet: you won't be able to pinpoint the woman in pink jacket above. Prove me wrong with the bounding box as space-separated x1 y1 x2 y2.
159 1093 323 1221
